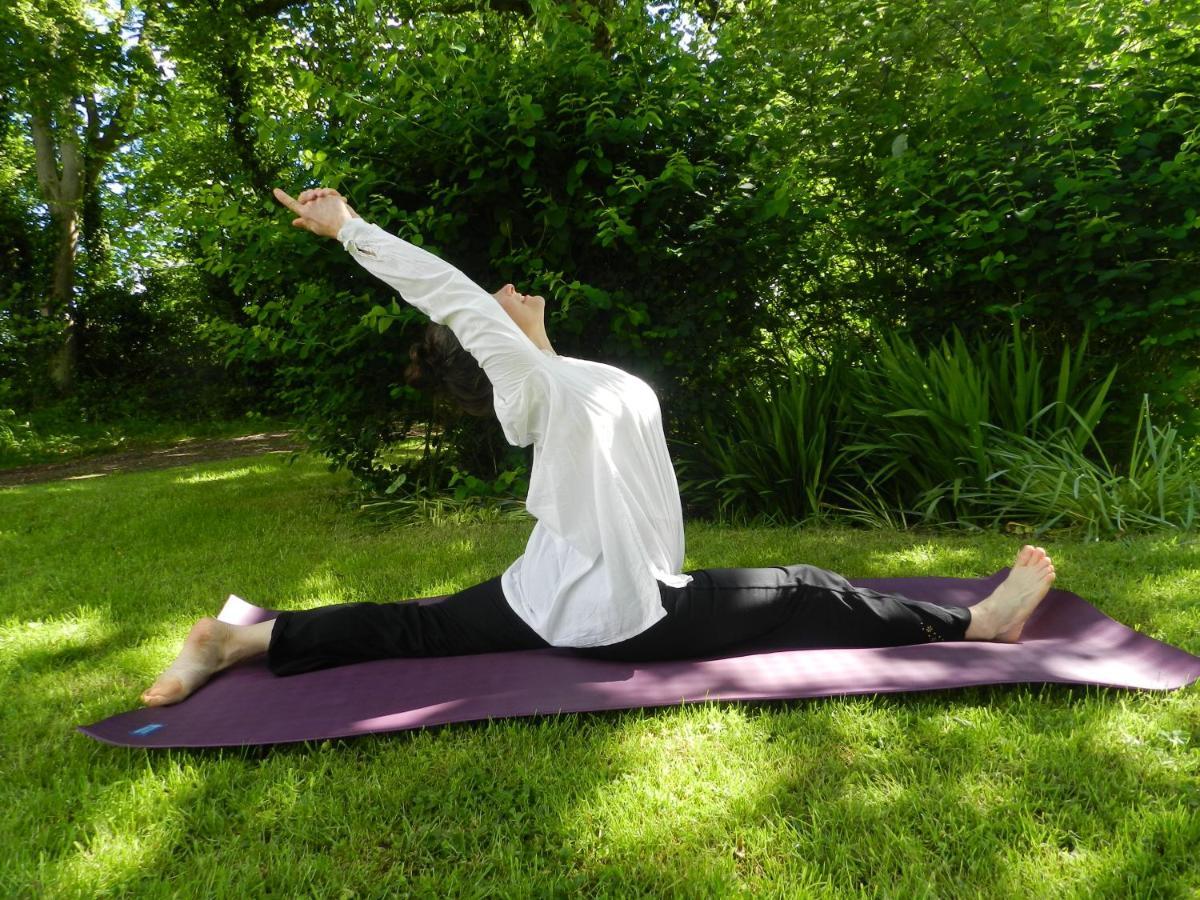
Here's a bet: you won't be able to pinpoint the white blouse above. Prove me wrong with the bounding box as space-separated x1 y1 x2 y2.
338 218 692 646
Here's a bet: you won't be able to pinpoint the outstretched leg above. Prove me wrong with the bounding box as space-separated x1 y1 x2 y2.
578 559 974 662
963 545 1056 642
578 545 1056 663
141 576 548 707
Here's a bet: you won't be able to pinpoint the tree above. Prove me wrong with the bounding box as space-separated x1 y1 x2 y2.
3 0 160 392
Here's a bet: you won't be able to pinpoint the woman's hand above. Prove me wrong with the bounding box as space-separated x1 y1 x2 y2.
272 186 360 239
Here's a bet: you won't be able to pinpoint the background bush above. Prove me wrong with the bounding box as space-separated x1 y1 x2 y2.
674 324 1197 537
208 2 790 490
715 0 1200 430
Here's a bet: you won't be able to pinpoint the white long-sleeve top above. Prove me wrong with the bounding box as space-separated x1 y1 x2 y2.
337 217 692 646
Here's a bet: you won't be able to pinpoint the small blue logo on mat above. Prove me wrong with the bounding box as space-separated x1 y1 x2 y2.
130 723 165 736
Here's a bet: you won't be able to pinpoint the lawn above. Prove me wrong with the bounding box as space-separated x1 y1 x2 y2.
1 452 1197 897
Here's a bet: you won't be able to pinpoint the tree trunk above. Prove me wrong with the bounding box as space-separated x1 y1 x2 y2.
31 107 84 394
81 149 114 287
44 209 79 391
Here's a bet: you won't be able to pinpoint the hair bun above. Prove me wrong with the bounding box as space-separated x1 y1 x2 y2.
405 324 493 417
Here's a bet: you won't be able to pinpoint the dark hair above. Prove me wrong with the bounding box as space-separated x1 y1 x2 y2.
406 323 493 417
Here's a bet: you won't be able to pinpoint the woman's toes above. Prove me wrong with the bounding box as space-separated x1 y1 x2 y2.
141 675 183 707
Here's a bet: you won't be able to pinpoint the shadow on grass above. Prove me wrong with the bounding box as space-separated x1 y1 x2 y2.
50 682 1199 895
537 684 1198 894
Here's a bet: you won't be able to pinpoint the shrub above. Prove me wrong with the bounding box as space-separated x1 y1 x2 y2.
673 355 854 524
202 2 793 495
965 399 1200 538
715 0 1200 434
846 323 1116 521
673 324 1199 536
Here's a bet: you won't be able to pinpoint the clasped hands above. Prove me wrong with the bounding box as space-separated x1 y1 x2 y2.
272 186 360 240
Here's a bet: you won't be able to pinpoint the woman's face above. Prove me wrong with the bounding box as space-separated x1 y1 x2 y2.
492 283 546 337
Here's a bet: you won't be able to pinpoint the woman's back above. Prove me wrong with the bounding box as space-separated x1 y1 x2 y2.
508 353 691 647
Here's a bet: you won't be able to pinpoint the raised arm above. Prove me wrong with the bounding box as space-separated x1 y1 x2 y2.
272 187 548 409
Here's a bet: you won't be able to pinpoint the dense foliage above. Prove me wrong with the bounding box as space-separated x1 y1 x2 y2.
714 0 1200 426
203 0 793 491
1 0 1196 529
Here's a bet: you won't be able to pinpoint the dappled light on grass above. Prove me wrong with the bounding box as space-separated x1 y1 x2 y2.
864 542 993 576
2 457 1199 894
549 690 1200 894
795 692 1199 894
1071 543 1200 655
295 568 355 605
417 578 471 599
43 762 201 897
560 705 792 889
20 481 103 496
1090 695 1198 777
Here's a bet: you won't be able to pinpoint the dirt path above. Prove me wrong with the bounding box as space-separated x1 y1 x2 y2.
0 431 305 487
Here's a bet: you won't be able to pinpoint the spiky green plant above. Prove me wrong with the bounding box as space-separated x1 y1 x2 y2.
845 323 1116 522
673 357 854 524
963 398 1200 537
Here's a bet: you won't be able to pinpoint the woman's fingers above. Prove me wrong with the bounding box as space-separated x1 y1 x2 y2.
273 187 304 214
275 187 323 233
274 186 355 239
297 187 341 204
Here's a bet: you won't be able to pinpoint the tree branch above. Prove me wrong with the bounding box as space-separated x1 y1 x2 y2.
93 90 137 156
430 0 533 15
84 95 102 146
241 0 534 20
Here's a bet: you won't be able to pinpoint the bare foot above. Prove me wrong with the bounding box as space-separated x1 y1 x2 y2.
966 545 1056 643
142 617 239 707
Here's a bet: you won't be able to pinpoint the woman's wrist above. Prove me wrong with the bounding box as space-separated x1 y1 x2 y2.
335 216 363 243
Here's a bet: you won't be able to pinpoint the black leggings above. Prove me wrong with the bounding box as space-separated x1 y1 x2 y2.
267 565 972 676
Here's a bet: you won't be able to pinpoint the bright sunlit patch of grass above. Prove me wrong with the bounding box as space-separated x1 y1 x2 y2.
0 606 118 675
174 465 271 485
870 540 989 571
294 567 355 604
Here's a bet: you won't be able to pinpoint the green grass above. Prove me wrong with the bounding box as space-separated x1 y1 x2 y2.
0 409 293 470
1 453 1198 897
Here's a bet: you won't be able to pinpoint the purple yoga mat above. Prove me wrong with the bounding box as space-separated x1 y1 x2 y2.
80 571 1200 749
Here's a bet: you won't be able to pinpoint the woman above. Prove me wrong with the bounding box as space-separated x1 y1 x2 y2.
142 187 1056 707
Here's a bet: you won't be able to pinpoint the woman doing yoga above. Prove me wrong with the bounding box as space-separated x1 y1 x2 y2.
142 186 1057 707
